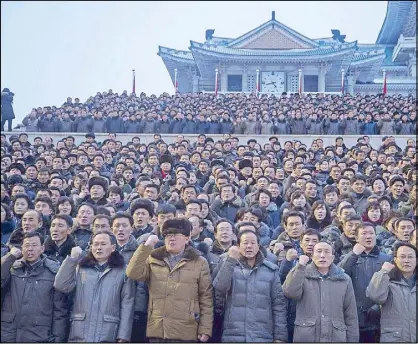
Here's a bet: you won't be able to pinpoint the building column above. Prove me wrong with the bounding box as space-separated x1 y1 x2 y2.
242 66 248 92
408 53 416 77
192 74 199 93
221 72 228 92
347 71 356 95
318 69 326 93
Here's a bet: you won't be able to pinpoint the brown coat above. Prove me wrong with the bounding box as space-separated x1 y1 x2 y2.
282 262 359 343
126 244 213 341
366 270 416 343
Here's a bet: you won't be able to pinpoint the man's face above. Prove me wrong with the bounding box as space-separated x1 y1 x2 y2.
93 157 104 169
396 220 414 241
35 201 52 216
338 178 350 194
50 178 63 190
144 187 158 201
90 185 105 200
91 233 116 263
285 216 305 239
391 181 404 196
50 190 60 205
182 187 196 202
77 205 94 228
108 192 121 205
123 170 133 181
356 226 376 251
93 218 111 233
221 186 234 201
343 220 361 239
312 242 334 269
186 203 201 217
50 218 70 243
22 236 44 263
301 234 319 256
351 180 366 194
395 246 417 275
157 212 175 228
26 166 37 180
305 183 317 198
239 231 259 260
22 210 41 233
12 185 25 197
112 217 132 244
52 158 62 170
215 222 234 245
133 208 150 228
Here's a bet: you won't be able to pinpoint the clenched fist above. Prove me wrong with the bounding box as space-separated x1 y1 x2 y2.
298 255 310 266
286 248 298 261
71 246 83 259
10 246 22 258
145 234 159 248
381 262 395 273
353 243 366 256
273 242 284 256
227 246 241 260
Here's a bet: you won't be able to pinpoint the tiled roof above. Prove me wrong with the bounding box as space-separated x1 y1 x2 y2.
158 46 194 61
351 47 386 63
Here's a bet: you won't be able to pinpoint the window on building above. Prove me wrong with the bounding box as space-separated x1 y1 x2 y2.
247 75 256 92
228 75 242 92
304 75 318 92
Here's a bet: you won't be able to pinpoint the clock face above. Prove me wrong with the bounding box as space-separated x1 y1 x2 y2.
261 71 285 93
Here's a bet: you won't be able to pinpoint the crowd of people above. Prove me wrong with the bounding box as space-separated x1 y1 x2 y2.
12 91 417 135
0 127 416 343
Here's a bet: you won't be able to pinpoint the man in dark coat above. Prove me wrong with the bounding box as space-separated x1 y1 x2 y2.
1 88 15 132
1 232 69 342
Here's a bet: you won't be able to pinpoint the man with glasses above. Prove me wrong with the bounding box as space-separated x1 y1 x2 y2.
127 218 213 343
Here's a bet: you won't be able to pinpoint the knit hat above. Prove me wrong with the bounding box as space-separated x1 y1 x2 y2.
130 198 155 217
160 154 173 165
88 176 109 193
161 218 192 237
239 159 253 170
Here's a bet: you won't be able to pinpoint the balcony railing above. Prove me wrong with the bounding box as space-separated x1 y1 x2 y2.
392 34 416 62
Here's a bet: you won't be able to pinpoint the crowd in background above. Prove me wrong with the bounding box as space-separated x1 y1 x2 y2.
1 128 416 343
12 91 417 135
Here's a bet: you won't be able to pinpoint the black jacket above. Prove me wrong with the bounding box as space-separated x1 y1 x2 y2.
44 235 76 263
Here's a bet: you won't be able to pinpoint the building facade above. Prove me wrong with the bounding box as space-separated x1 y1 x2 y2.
158 2 416 96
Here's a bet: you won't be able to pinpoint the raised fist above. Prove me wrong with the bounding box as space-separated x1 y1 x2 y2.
227 246 241 261
145 234 159 248
286 248 298 261
352 243 366 256
273 242 284 256
298 255 310 266
10 246 22 258
381 262 395 273
70 246 83 259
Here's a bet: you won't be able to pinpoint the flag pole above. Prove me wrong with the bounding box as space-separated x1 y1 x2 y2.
174 68 178 94
214 68 219 98
132 69 136 94
382 69 387 96
341 69 345 95
256 69 260 98
298 69 302 95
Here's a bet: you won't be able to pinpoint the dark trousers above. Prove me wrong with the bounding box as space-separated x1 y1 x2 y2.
359 328 380 343
131 311 148 343
149 339 195 343
1 118 12 132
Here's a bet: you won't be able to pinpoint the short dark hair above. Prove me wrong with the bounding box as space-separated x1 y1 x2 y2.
237 229 260 245
111 212 134 227
77 202 97 215
355 222 376 237
23 231 45 245
301 228 321 242
52 214 73 228
108 185 124 199
236 221 257 233
214 219 234 234
283 210 305 225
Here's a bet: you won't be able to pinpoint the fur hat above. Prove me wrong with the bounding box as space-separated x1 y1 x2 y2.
8 163 25 175
88 176 109 192
160 154 173 165
130 198 155 217
210 159 225 168
161 218 192 237
239 159 253 170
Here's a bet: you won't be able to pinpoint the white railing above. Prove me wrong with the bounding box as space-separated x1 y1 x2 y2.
201 91 342 96
392 34 416 62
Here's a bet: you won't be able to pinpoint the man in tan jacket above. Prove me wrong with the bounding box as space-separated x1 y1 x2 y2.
126 218 213 343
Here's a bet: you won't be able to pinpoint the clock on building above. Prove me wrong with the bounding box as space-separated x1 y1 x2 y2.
261 71 285 93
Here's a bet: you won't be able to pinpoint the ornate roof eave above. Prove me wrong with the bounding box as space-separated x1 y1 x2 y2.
226 18 319 48
351 53 386 66
158 46 194 62
376 1 414 44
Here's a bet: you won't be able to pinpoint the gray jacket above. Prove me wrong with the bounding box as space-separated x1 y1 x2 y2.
58 119 74 132
306 118 324 135
243 120 260 135
54 254 135 342
341 118 360 135
124 120 140 133
259 121 274 134
273 120 290 135
210 196 245 223
1 254 68 343
289 118 307 135
324 119 343 135
140 119 156 134
22 116 39 132
156 119 171 134
396 121 413 135
338 246 392 330
213 253 288 342
74 116 93 132
377 119 396 135
283 263 359 342
366 270 416 343
92 118 107 133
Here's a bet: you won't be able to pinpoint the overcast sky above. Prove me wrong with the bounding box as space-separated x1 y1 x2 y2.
1 1 388 122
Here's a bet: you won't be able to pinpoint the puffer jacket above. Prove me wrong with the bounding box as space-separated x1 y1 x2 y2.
341 118 360 135
92 118 107 133
324 119 343 135
273 119 290 134
38 117 59 132
183 119 197 134
213 252 287 342
22 116 39 131
377 119 396 135
333 233 356 264
361 121 377 135
156 119 171 134
43 234 76 263
210 196 245 223
169 119 186 134
219 119 233 134
117 235 149 314
54 253 135 342
207 121 220 134
350 188 373 215
106 116 124 133
338 246 392 331
243 120 260 135
140 119 157 134
289 118 307 135
72 227 93 251
282 262 359 342
366 270 416 343
264 202 281 229
124 120 140 133
126 244 213 341
1 254 68 343
195 119 208 133
306 118 324 135
74 116 93 132
395 121 412 135
259 121 274 134
58 118 74 132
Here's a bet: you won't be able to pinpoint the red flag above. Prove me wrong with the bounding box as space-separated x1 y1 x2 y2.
214 70 219 96
132 70 136 94
382 73 387 95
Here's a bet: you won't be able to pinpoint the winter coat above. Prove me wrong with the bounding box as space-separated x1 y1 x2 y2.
324 119 343 135
350 188 373 215
106 116 124 133
73 116 93 132
1 254 68 343
366 270 416 343
210 195 245 223
58 118 74 132
39 117 59 132
377 119 396 135
183 119 197 134
22 116 39 131
259 121 274 135
338 246 392 330
92 118 107 133
289 118 307 135
1 220 15 245
72 227 92 251
54 253 135 342
282 262 359 342
207 121 220 134
117 235 149 315
213 252 288 342
1 92 15 119
333 233 356 264
124 120 140 133
43 234 76 263
306 118 324 135
169 119 186 134
219 119 233 134
341 118 360 135
273 119 290 135
232 121 246 134
156 119 171 134
243 120 260 135
126 244 214 341
140 119 156 134
361 121 377 135
321 224 342 246
195 119 208 134
264 203 281 229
